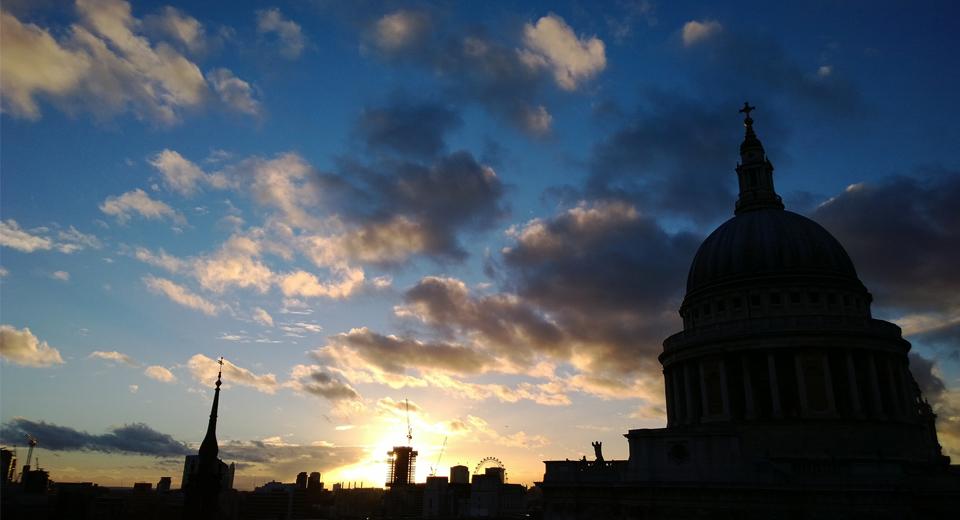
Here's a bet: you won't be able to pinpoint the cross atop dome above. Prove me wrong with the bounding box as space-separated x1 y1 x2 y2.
739 101 759 144
734 101 782 214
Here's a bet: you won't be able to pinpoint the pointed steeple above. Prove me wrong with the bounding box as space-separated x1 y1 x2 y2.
198 357 223 462
734 102 784 214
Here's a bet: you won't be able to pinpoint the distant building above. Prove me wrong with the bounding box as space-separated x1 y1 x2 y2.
331 486 384 519
423 476 448 518
386 446 418 487
1 448 15 484
157 476 172 493
239 472 329 519
469 468 524 518
449 465 470 484
538 105 960 518
384 481 424 519
182 455 234 493
243 481 301 519
181 455 199 489
307 471 322 491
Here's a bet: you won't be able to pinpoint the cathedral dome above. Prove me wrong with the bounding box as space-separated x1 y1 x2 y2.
686 208 859 295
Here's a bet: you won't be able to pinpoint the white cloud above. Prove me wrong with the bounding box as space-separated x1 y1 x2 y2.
682 20 722 47
143 275 219 315
299 216 428 266
56 226 102 253
149 149 210 196
520 14 606 91
234 153 320 229
252 307 274 327
187 353 279 393
194 235 275 293
51 270 71 282
456 414 549 449
206 68 260 116
0 11 90 119
373 10 428 51
256 8 305 59
0 266 8 277
144 365 176 382
817 65 833 77
89 350 139 366
0 220 53 252
143 6 206 55
100 189 185 225
279 267 365 299
371 275 393 289
129 384 139 393
0 325 65 367
521 105 553 135
0 220 100 254
0 0 208 124
133 247 188 273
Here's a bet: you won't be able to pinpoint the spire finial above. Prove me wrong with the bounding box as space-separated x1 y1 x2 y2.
739 102 756 136
734 101 783 214
216 356 223 387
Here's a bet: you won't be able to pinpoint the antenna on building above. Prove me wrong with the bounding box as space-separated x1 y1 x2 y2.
405 398 413 446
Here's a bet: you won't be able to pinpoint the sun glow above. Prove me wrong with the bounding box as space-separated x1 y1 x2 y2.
322 417 450 487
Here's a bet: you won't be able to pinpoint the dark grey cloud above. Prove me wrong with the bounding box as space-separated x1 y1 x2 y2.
508 201 696 376
811 170 960 314
684 28 863 117
503 201 699 317
584 91 789 223
916 324 960 356
909 352 946 401
320 327 493 375
302 370 361 401
0 418 190 458
907 353 960 442
376 396 424 415
582 21 863 224
218 440 363 467
400 201 699 378
328 150 507 262
364 10 551 135
356 99 461 159
401 276 567 365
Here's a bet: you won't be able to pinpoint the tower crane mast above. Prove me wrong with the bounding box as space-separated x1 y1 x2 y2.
430 436 448 477
405 398 413 446
19 435 38 481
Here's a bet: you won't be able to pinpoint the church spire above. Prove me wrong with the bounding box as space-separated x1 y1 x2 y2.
734 102 784 214
198 357 223 462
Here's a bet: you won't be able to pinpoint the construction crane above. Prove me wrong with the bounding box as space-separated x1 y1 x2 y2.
405 398 413 446
430 436 448 477
19 435 37 481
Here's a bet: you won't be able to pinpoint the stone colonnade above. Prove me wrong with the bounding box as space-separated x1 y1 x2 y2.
664 348 918 426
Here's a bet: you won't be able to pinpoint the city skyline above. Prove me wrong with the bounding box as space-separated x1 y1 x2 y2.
2 0 959 491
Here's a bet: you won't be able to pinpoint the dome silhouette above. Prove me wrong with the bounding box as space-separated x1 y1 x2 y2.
686 208 859 295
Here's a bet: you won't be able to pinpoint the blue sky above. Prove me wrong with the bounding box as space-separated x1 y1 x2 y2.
1 0 959 489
